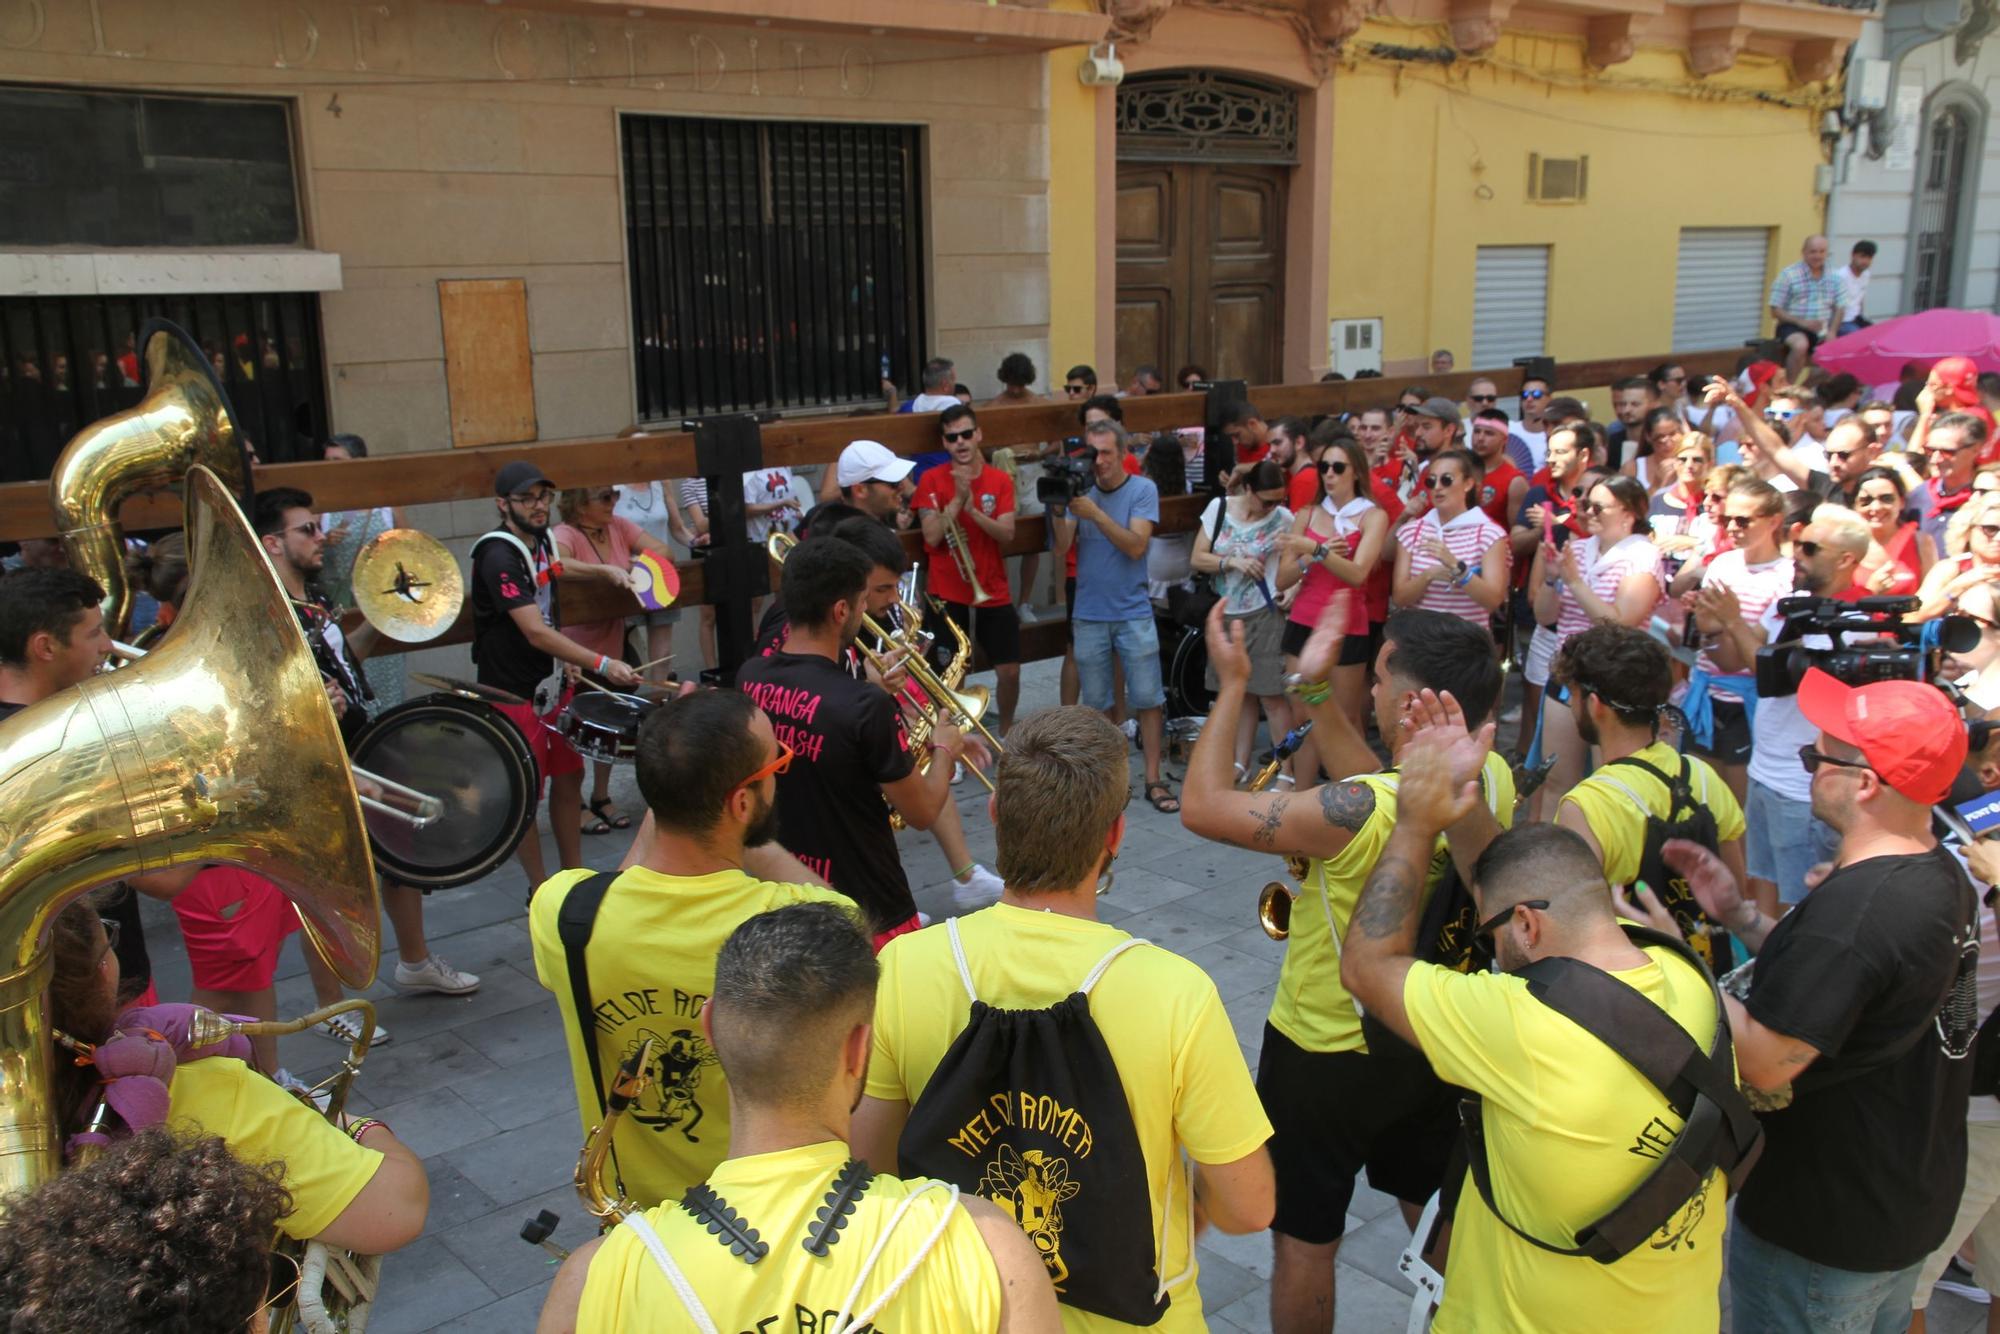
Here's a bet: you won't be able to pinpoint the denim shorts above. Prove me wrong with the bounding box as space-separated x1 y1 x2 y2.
1744 779 1840 905
1073 616 1167 712
1729 1221 1922 1334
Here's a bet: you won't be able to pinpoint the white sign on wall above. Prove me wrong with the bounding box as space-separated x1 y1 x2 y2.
1886 82 1925 172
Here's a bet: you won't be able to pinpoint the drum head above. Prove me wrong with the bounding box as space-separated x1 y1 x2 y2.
567 691 649 727
352 696 539 890
1166 624 1213 720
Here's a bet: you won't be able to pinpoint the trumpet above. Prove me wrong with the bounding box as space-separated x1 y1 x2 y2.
766 534 1004 793
106 639 441 831
943 509 991 605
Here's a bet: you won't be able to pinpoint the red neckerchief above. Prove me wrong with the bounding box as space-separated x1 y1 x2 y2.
1929 479 1972 520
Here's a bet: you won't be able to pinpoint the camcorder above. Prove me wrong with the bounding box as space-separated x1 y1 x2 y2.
1754 595 1980 697
1038 442 1095 509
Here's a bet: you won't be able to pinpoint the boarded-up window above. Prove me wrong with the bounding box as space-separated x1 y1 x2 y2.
439 279 537 449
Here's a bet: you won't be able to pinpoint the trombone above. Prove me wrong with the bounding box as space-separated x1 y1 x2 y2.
106 639 442 831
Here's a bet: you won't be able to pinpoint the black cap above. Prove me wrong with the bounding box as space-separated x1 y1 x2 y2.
494 460 555 497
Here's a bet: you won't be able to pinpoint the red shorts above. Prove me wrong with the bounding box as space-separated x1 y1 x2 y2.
494 690 584 796
872 913 924 953
172 867 301 993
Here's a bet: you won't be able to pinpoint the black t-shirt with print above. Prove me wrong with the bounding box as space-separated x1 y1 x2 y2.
735 649 916 930
0 698 151 998
292 590 370 749
1735 844 1977 1270
470 532 561 698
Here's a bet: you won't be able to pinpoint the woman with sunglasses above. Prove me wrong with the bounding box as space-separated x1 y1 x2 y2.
1621 407 1685 496
1529 474 1663 808
1850 466 1936 598
1681 478 1790 800
1392 448 1510 633
556 485 678 834
1913 490 2000 622
1193 460 1298 782
1277 438 1385 768
43 898 429 1268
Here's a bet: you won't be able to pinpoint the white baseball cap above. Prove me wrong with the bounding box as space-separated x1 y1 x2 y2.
836 440 915 488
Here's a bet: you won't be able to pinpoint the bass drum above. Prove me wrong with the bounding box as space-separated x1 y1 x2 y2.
350 695 539 890
1163 621 1212 720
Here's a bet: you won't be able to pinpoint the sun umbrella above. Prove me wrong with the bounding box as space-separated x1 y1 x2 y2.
1813 308 2000 386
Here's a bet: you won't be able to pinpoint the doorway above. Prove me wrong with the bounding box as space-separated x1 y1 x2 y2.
1910 99 1975 311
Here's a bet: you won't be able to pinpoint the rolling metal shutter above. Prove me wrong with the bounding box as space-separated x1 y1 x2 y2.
1471 246 1549 370
1673 228 1771 351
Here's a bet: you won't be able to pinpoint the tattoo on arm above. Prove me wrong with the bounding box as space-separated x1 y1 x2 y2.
1250 795 1291 848
1352 846 1426 941
1318 781 1377 832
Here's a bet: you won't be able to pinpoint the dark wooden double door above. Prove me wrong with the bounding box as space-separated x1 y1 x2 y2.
1115 162 1286 387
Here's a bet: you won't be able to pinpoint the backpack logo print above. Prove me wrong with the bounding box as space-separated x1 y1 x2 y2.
980 1145 1081 1291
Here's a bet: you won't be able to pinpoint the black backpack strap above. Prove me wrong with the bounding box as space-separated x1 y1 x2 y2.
557 871 620 1116
1459 925 1763 1264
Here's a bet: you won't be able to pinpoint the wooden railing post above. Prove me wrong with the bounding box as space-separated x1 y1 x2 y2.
691 414 768 681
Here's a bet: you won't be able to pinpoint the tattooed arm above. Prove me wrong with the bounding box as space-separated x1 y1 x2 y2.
1340 733 1478 1046
1182 603 1376 858
1720 994 1824 1092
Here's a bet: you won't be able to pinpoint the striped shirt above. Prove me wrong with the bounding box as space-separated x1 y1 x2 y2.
1554 534 1664 644
1407 508 1507 628
1769 260 1843 327
1696 549 1794 700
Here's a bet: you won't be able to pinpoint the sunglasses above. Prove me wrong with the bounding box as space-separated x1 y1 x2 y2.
1320 459 1349 475
1474 898 1550 939
1662 374 1686 384
283 521 322 540
1423 473 1460 490
1932 442 1979 455
1579 500 1605 515
586 488 618 503
733 739 795 796
1064 384 1089 395
943 428 977 443
1468 394 1497 403
1824 449 1859 463
1522 389 1547 401
1795 540 1822 558
1764 409 1799 423
1798 745 1873 777
1979 524 2000 541
1721 514 1760 530
1703 493 1726 507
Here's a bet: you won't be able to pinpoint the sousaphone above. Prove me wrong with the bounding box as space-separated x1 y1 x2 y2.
48 320 254 635
0 467 379 1197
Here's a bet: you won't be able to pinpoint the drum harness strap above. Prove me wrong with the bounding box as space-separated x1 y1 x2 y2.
556 871 626 1200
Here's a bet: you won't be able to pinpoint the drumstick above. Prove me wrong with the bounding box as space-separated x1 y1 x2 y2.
632 654 676 674
573 676 622 697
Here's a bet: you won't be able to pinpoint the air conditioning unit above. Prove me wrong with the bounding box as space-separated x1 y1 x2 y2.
1528 153 1589 203
1329 318 1383 377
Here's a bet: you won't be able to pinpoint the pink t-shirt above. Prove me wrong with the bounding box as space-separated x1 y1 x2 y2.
1406 507 1507 629
1290 499 1375 636
554 516 644 659
1554 534 1664 645
1696 548 1795 699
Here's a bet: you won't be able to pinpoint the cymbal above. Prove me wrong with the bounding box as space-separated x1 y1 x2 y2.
410 672 526 707
352 529 464 643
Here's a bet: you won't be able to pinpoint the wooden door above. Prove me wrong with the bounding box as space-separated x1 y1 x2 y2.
1115 162 1286 386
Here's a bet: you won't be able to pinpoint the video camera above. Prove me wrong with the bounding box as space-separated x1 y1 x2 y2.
1037 441 1095 508
1754 595 1980 697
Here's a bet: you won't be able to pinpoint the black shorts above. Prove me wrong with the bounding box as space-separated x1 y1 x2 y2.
1278 618 1370 666
1774 321 1821 351
1255 1024 1460 1244
1689 696 1752 765
926 598 1022 668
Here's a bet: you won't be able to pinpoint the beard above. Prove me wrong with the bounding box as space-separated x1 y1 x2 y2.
1494 929 1530 973
1574 703 1600 747
744 789 781 849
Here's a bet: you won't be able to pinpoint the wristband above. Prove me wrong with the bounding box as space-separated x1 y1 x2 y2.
346 1118 389 1143
1283 674 1332 707
594 654 611 676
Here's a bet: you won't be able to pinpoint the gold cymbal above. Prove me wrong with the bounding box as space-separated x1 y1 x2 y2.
409 671 526 708
351 529 464 643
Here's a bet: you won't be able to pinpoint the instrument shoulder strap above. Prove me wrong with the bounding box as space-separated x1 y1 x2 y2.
557 870 620 1117
1460 924 1764 1264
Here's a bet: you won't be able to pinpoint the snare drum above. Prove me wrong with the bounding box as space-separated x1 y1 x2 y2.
350 694 539 889
557 691 653 764
1164 622 1213 720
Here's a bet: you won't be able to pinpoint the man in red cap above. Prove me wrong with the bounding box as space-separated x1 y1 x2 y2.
1667 669 1978 1331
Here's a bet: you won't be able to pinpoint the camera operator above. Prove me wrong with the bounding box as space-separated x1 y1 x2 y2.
1669 673 1977 1333
1051 419 1178 813
1692 504 1871 914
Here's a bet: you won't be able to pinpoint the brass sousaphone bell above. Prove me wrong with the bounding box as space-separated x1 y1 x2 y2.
1257 857 1313 940
48 320 254 635
0 467 380 1197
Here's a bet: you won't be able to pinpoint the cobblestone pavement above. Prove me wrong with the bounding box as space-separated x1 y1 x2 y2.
133 657 1988 1332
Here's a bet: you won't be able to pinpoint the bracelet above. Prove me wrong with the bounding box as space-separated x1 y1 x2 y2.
1312 542 1329 562
1450 562 1480 590
346 1118 389 1143
1283 674 1333 707
594 654 611 675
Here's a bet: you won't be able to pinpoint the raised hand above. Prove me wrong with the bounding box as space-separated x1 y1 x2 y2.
1294 589 1353 683
1398 688 1495 789
1395 730 1480 834
1614 881 1682 937
1662 839 1753 932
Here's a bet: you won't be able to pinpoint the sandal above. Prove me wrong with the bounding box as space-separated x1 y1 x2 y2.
587 797 632 832
1145 782 1182 814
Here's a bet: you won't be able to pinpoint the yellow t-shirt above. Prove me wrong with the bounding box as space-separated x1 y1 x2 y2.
866 904 1271 1334
167 1057 383 1240
577 1140 1001 1334
530 865 857 1208
1270 751 1517 1055
1558 741 1745 888
1403 947 1728 1333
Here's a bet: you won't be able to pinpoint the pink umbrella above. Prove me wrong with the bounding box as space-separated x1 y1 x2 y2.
1813 308 2000 386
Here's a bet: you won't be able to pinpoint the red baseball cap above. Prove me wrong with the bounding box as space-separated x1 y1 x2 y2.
1797 668 1967 805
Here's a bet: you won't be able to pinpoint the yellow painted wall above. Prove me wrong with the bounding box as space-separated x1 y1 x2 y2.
1329 26 1831 379
1046 0 1102 376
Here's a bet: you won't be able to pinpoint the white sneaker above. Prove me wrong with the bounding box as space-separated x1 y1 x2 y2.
314 1011 391 1046
274 1068 333 1113
394 954 481 995
1120 718 1138 742
952 761 967 786
952 863 1005 911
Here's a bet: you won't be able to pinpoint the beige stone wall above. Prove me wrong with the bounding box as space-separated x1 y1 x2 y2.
0 0 1058 461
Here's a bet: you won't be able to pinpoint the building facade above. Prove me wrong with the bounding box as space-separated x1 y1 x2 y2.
0 0 1865 487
